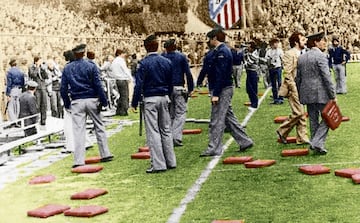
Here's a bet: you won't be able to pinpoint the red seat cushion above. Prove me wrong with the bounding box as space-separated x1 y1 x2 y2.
244 160 276 168
274 116 289 123
131 152 150 159
277 136 297 144
281 148 309 157
342 116 350 122
198 90 209 95
29 175 56 185
182 129 202 135
352 174 360 184
244 102 251 106
71 188 108 200
212 220 244 223
71 165 103 173
85 156 101 164
299 165 331 175
223 156 253 164
27 204 71 218
335 168 360 178
64 205 108 217
138 146 150 152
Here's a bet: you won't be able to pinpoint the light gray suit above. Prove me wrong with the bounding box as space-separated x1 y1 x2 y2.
296 47 335 150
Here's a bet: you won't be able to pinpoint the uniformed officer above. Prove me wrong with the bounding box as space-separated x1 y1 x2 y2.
200 28 253 157
60 44 113 168
231 44 244 88
196 41 215 89
19 81 38 136
131 34 176 173
162 39 194 147
6 58 25 121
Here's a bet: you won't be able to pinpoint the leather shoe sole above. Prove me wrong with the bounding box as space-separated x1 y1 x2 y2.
100 155 114 162
146 168 167 174
310 146 327 155
276 130 287 144
72 164 84 168
239 143 253 152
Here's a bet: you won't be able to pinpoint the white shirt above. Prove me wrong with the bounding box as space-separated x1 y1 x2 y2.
110 56 132 80
265 48 284 68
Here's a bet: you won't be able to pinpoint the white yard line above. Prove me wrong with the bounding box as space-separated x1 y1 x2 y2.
167 87 272 223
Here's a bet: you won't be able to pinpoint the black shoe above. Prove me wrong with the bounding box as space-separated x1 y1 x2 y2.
167 166 176 170
100 155 114 162
173 139 183 147
276 130 287 144
239 143 253 152
310 146 327 155
72 164 84 168
146 167 166 174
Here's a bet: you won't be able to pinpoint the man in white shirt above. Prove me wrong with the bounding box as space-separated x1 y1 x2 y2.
266 38 284 104
110 49 132 116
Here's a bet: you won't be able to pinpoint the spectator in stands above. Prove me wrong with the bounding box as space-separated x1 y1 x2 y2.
60 43 113 168
328 35 351 94
19 80 38 136
162 38 194 147
244 41 260 111
131 34 176 173
28 56 49 128
200 28 253 157
6 58 25 121
231 44 244 88
296 32 336 155
47 59 63 118
110 49 132 116
266 38 284 104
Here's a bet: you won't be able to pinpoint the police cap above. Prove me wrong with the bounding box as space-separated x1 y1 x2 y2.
164 39 176 49
306 32 325 41
206 27 224 39
72 44 87 53
144 34 157 45
27 80 38 88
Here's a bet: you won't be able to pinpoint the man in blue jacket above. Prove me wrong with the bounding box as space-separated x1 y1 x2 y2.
6 59 25 121
328 36 351 94
131 35 176 173
162 39 194 147
60 44 113 168
200 28 253 157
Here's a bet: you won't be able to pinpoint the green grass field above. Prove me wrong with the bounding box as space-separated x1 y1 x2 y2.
0 63 359 223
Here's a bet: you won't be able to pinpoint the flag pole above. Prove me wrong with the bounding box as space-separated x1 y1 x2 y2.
241 0 246 29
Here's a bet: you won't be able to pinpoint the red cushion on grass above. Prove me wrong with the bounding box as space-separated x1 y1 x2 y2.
64 205 108 217
299 165 331 175
212 220 244 223
138 146 150 152
71 165 103 173
182 129 202 135
274 116 289 123
131 152 150 159
29 175 56 185
71 188 108 200
342 116 350 122
277 136 297 144
244 160 276 168
352 174 360 184
244 102 251 106
198 90 209 95
258 92 264 97
223 156 253 164
27 204 70 218
85 156 101 164
281 148 309 157
335 168 360 178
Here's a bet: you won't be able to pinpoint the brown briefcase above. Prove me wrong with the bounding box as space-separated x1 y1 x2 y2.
321 100 342 130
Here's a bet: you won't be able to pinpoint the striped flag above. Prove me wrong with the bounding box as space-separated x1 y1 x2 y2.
209 0 242 29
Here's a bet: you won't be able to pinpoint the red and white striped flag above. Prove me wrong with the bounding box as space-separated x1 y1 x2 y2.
209 0 242 29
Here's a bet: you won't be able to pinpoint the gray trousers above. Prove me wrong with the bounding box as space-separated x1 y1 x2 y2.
71 98 112 165
333 64 347 94
307 103 329 150
8 88 22 121
206 87 253 155
144 96 176 170
232 65 243 88
170 88 187 142
35 88 47 125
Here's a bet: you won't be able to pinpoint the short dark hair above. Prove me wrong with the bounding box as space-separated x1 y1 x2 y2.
33 56 41 63
87 51 95 60
289 32 304 48
307 36 324 48
269 38 279 46
215 31 226 42
144 41 158 52
115 49 123 57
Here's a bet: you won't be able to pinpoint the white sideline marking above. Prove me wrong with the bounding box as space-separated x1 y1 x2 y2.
167 87 272 223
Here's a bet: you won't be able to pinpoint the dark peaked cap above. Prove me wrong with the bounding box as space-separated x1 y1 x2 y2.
306 32 325 41
206 27 225 38
72 44 87 53
164 39 176 48
144 34 157 45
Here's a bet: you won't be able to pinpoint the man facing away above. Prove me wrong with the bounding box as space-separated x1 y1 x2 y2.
131 34 176 173
296 32 336 155
19 81 39 136
277 32 310 145
162 38 194 147
328 35 351 94
200 28 253 157
266 38 284 104
60 44 113 168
